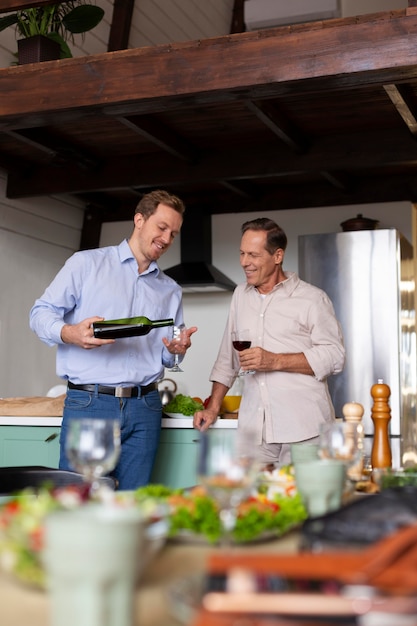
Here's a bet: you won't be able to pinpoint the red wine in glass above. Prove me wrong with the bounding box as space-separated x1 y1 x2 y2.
231 330 255 376
232 340 251 351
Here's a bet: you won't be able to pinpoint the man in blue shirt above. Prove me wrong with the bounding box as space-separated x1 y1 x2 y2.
30 190 197 489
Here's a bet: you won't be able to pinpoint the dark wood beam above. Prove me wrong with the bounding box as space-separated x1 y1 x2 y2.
320 171 351 191
205 173 417 214
5 129 57 158
6 127 417 198
79 205 103 250
4 128 100 168
230 0 245 34
117 115 198 162
384 84 417 136
108 0 135 52
245 100 309 152
219 180 259 199
78 171 417 220
2 10 417 128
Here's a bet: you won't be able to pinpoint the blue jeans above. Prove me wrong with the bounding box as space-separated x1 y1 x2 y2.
60 387 162 490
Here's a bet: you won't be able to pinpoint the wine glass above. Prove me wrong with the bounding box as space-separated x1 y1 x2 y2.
318 421 362 484
197 428 256 544
169 324 186 373
232 329 255 376
65 418 121 495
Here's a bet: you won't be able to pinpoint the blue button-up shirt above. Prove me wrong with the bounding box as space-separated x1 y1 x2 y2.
29 239 183 386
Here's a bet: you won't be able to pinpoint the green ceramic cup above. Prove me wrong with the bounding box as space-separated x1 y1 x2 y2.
294 458 346 518
290 442 320 465
42 505 145 626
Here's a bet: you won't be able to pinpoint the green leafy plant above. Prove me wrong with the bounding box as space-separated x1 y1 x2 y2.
163 394 204 416
0 1 104 59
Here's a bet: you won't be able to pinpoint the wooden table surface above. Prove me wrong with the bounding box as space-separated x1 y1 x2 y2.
0 531 303 626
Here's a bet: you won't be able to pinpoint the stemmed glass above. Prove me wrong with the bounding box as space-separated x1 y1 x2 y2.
169 324 186 373
232 329 255 376
65 418 121 495
197 428 256 544
318 421 362 484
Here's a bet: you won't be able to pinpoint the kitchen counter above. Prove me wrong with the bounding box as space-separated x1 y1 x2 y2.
0 416 237 487
0 416 237 428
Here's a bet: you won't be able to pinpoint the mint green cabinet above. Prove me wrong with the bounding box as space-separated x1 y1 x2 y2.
0 425 199 488
0 426 60 467
151 428 201 489
0 425 233 491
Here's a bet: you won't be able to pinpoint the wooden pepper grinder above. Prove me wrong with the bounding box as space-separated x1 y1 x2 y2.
370 379 392 470
342 401 365 481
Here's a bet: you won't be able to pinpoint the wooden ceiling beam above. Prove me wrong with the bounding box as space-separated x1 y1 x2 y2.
2 10 417 127
4 128 100 168
78 171 417 219
5 129 57 158
6 127 417 198
245 100 309 153
108 0 135 52
206 173 417 214
218 180 259 199
117 115 198 162
230 0 245 34
320 171 351 191
384 84 417 136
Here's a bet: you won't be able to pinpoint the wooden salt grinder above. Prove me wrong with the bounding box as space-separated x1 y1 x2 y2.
342 401 365 481
370 379 392 469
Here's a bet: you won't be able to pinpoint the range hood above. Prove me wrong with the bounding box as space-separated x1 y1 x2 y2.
164 213 236 293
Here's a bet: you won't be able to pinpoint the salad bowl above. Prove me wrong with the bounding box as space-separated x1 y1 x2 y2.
0 486 168 589
162 394 204 417
164 412 193 419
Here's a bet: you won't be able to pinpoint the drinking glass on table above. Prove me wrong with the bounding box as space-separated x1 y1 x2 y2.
197 428 257 544
65 418 121 495
232 329 255 376
319 421 362 484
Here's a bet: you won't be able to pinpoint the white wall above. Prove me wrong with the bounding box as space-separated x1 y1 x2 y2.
0 169 84 398
101 201 412 402
0 1 408 68
0 0 235 68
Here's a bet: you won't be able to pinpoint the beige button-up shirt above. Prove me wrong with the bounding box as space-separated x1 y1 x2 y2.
209 272 345 444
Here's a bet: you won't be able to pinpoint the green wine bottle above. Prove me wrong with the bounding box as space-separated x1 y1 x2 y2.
93 316 174 339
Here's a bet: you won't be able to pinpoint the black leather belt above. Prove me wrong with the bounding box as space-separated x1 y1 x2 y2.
67 381 157 398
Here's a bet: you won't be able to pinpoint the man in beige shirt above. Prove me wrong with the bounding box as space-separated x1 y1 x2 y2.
193 217 345 465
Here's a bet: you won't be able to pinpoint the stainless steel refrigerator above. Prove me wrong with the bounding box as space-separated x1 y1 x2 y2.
298 229 416 468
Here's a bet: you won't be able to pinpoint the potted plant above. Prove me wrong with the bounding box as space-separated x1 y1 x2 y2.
0 1 104 63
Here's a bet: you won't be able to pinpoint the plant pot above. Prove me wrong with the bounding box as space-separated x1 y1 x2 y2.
18 35 61 65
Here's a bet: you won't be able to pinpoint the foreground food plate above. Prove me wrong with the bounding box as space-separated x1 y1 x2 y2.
134 478 307 545
0 487 168 589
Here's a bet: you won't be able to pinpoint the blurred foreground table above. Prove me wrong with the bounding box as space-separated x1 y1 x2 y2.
0 531 302 626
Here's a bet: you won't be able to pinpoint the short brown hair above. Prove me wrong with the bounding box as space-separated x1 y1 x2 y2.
135 190 185 219
241 217 287 254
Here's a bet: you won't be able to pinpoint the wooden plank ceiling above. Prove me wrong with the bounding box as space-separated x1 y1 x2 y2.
2 6 417 247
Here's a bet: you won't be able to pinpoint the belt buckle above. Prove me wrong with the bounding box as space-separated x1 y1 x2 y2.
115 387 132 398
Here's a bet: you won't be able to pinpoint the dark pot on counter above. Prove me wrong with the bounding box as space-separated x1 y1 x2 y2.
340 213 379 231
